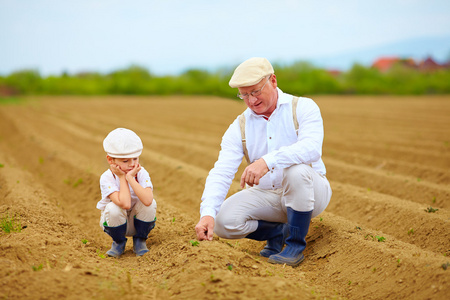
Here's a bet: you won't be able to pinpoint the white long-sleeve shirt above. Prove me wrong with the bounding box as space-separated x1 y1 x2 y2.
200 88 327 219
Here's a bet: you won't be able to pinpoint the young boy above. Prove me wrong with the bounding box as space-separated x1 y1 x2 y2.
97 128 157 258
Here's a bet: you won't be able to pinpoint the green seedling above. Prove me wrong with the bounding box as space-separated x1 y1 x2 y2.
376 236 386 242
417 178 422 182
96 249 106 258
424 206 439 213
408 228 414 235
432 197 436 204
0 163 4 168
32 264 43 271
171 217 175 223
39 157 44 164
0 213 22 233
355 226 362 230
189 240 200 247
319 217 323 221
82 239 88 244
397 259 401 267
73 178 83 187
372 267 377 272
226 263 233 271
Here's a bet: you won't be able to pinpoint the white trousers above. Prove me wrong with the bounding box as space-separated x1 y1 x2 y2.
99 200 157 237
215 164 332 239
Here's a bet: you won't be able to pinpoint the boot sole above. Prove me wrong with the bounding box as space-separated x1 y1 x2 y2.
267 254 305 267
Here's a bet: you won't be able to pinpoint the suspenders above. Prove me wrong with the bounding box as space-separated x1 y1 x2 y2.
239 96 300 165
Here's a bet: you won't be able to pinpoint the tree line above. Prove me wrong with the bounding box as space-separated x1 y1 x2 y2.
1 61 449 98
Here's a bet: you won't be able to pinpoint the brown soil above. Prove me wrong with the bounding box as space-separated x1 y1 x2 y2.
0 95 449 299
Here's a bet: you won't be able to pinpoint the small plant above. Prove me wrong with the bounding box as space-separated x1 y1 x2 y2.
96 249 106 258
226 263 233 271
0 163 4 168
319 217 323 221
355 226 362 230
397 259 401 267
376 236 386 242
432 197 436 204
32 264 43 271
39 157 44 164
408 228 414 235
417 178 422 182
372 267 377 272
0 213 22 233
189 240 200 247
424 206 439 213
82 239 88 244
172 217 175 223
73 178 83 187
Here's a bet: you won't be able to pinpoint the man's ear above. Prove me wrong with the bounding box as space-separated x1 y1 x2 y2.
270 74 277 88
106 155 115 165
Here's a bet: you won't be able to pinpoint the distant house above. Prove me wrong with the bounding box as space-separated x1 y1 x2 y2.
371 57 416 72
327 69 342 77
418 56 442 71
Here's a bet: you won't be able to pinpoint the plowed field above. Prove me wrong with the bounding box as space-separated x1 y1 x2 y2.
0 95 449 299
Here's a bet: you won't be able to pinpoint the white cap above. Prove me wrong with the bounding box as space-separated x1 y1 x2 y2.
229 57 274 88
103 128 143 158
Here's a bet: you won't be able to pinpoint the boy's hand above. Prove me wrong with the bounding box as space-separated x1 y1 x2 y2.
110 164 126 177
127 163 141 179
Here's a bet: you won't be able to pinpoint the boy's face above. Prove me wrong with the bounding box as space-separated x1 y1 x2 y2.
107 156 140 173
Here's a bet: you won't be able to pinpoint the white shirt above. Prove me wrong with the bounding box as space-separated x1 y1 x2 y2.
200 88 326 219
97 166 153 210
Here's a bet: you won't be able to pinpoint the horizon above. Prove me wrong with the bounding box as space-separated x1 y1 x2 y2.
1 0 450 76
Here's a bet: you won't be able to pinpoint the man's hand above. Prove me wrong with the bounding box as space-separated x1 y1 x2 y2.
240 158 269 188
195 216 215 241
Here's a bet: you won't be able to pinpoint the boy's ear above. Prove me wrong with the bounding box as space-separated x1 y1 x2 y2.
106 155 115 165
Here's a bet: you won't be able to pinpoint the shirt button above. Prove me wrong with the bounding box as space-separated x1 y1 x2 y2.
269 137 272 139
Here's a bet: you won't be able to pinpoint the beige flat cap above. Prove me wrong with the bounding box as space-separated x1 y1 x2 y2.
229 57 274 88
103 128 143 158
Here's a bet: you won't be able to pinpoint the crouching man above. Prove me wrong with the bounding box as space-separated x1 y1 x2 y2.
195 57 332 267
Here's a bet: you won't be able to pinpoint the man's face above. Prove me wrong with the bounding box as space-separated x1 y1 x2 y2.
238 74 278 117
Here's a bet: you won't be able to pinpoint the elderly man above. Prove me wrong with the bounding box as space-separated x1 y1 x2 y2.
195 57 332 267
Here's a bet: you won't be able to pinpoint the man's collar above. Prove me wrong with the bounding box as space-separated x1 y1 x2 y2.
276 87 290 105
247 87 289 118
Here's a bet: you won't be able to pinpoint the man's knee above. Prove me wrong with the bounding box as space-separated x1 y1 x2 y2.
214 212 230 238
215 212 246 239
283 164 313 185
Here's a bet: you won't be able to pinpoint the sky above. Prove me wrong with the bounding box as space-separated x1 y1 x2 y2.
1 0 450 76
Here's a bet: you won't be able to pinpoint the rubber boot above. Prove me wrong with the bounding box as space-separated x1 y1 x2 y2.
133 218 156 257
246 220 288 257
268 208 312 267
103 222 127 258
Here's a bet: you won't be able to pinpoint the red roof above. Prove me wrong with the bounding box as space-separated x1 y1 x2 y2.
372 57 401 72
